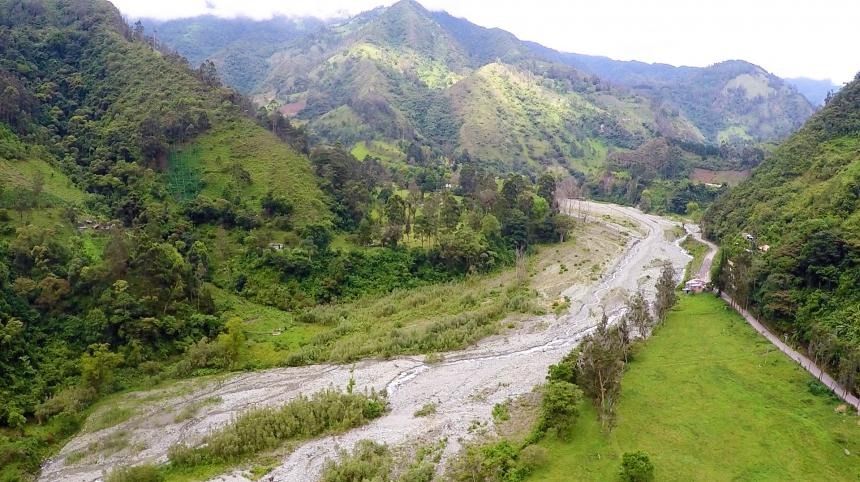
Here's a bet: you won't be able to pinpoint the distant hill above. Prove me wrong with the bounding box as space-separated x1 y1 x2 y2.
140 0 815 176
531 49 815 142
705 72 860 395
142 15 329 94
784 76 841 106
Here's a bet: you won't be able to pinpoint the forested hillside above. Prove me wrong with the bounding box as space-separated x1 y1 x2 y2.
706 72 860 396
142 15 328 94
537 51 815 143
0 0 328 472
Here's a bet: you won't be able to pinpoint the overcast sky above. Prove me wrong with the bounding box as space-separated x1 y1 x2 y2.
110 0 859 83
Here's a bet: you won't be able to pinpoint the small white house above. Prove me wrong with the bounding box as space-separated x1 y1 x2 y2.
684 278 707 294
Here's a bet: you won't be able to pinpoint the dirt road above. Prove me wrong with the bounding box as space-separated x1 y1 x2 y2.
41 202 691 482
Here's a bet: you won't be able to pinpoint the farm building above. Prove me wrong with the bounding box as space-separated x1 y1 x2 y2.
684 278 707 294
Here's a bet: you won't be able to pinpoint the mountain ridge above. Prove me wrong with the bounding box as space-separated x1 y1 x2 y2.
142 0 815 172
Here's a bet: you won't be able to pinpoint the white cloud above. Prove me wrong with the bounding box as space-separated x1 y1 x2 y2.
109 0 860 83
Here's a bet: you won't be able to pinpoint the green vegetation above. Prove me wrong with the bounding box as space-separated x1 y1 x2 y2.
0 1 830 481
706 73 860 396
679 236 708 282
165 388 386 469
529 295 860 481
619 451 655 482
85 406 135 432
321 440 394 482
106 464 164 482
320 438 445 482
104 387 386 481
414 403 437 417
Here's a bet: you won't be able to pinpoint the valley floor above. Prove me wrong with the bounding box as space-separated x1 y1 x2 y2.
41 202 690 482
530 294 860 481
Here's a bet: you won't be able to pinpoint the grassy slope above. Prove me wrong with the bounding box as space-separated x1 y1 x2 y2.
0 158 87 205
0 154 91 241
451 63 601 172
531 294 860 481
170 119 329 226
680 235 708 282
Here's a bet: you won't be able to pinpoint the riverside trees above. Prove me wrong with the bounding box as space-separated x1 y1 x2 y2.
568 270 678 430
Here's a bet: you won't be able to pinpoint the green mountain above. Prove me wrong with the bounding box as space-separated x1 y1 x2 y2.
705 72 860 395
0 0 336 475
529 49 816 143
142 15 328 94
143 0 815 177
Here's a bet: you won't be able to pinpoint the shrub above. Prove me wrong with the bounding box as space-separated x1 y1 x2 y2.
414 403 437 417
491 403 510 422
35 386 97 422
105 464 164 482
536 381 583 439
167 388 387 467
619 451 655 482
320 440 393 482
446 440 525 482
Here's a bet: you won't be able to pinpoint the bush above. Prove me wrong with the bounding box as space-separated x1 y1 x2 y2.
537 381 583 438
619 451 655 482
492 403 510 422
320 440 393 482
35 386 97 422
167 388 387 467
414 403 437 417
105 464 164 482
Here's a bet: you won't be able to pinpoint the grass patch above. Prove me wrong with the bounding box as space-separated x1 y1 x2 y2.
680 235 708 282
414 403 437 417
530 294 860 481
86 406 135 432
0 157 88 205
217 269 541 369
172 397 222 423
185 119 329 227
164 388 386 474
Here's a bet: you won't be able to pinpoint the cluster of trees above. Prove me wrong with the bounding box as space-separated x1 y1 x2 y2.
439 267 677 482
218 147 579 310
0 225 218 427
585 135 737 215
547 265 676 429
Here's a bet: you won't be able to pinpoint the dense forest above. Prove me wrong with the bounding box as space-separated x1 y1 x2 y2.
706 73 860 396
0 0 576 478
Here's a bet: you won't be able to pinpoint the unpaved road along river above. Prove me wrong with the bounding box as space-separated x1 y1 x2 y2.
41 202 691 482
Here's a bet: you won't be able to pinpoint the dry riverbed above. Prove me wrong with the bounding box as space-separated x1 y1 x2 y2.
41 202 690 482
